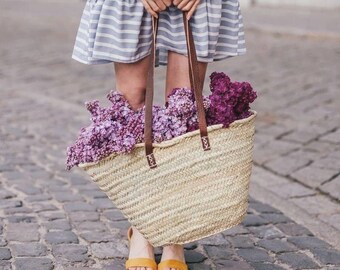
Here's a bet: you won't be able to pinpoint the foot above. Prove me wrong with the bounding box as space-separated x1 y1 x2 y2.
160 244 186 270
127 226 155 270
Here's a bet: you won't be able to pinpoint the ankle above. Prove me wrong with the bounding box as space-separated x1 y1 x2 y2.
130 227 153 248
163 244 183 251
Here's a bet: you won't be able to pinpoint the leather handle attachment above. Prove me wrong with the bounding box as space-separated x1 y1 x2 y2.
144 12 211 169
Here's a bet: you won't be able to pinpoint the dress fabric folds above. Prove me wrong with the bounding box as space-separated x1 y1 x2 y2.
72 0 246 67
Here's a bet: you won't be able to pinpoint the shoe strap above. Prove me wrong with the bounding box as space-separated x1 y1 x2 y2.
125 258 157 270
158 259 188 270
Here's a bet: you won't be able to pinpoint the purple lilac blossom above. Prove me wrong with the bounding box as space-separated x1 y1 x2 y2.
66 74 257 169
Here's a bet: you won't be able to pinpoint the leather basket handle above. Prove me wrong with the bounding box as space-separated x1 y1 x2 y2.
144 12 211 169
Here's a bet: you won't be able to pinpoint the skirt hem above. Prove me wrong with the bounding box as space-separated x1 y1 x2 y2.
71 48 247 67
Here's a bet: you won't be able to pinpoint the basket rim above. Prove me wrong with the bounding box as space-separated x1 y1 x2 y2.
78 110 257 168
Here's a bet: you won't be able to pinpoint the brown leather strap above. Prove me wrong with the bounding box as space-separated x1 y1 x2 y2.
182 12 211 151
144 16 158 168
144 12 211 169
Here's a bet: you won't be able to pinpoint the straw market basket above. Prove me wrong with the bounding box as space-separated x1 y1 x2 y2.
79 110 256 247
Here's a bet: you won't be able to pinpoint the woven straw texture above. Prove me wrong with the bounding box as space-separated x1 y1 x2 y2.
79 111 256 247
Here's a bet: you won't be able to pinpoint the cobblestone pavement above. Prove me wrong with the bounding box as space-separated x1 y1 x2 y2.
1 0 340 269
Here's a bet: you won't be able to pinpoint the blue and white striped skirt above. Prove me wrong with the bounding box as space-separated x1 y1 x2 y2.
72 0 246 67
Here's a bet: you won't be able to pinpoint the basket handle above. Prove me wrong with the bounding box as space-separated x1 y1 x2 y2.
144 12 211 169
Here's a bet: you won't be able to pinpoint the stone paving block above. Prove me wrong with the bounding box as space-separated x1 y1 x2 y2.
290 166 338 188
45 185 68 192
319 213 340 231
64 268 94 270
276 223 313 237
259 213 292 224
15 184 42 195
68 211 100 222
303 140 339 155
221 225 249 236
227 235 255 249
320 129 340 143
286 149 321 162
254 132 274 146
6 223 40 242
203 245 233 261
188 263 213 270
31 203 58 212
329 149 340 159
10 243 47 257
80 232 118 243
90 241 128 259
242 214 270 227
184 242 198 250
44 219 72 231
7 215 37 223
215 260 253 270
250 166 290 187
277 252 320 269
91 197 115 209
0 237 7 247
312 156 340 170
236 248 273 263
109 220 130 231
257 239 297 253
0 171 26 181
197 233 228 246
290 195 340 215
14 257 54 270
52 244 88 263
3 207 32 215
76 184 102 192
64 202 97 212
81 190 108 199
103 210 126 221
311 248 340 265
264 155 311 176
0 190 16 199
250 262 286 270
0 261 11 270
0 199 23 209
268 182 316 198
185 250 207 263
45 231 79 244
248 225 285 239
281 130 320 144
320 175 340 200
66 174 89 185
0 247 12 260
39 211 66 221
258 124 291 138
287 236 333 250
75 221 107 232
52 191 84 202
25 194 52 202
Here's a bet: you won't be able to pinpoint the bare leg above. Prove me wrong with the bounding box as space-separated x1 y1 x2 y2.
114 56 155 270
165 50 208 103
160 50 209 270
114 55 151 111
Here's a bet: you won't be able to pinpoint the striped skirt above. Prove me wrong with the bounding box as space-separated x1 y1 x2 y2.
72 0 246 67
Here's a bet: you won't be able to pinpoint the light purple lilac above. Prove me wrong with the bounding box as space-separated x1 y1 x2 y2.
66 73 257 169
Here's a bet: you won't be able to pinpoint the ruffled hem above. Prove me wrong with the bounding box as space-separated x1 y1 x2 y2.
72 0 246 67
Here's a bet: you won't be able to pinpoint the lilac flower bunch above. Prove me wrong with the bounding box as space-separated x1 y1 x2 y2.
207 72 257 127
66 72 257 169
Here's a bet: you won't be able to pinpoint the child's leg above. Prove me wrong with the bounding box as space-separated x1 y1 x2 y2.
165 50 208 102
114 54 152 111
